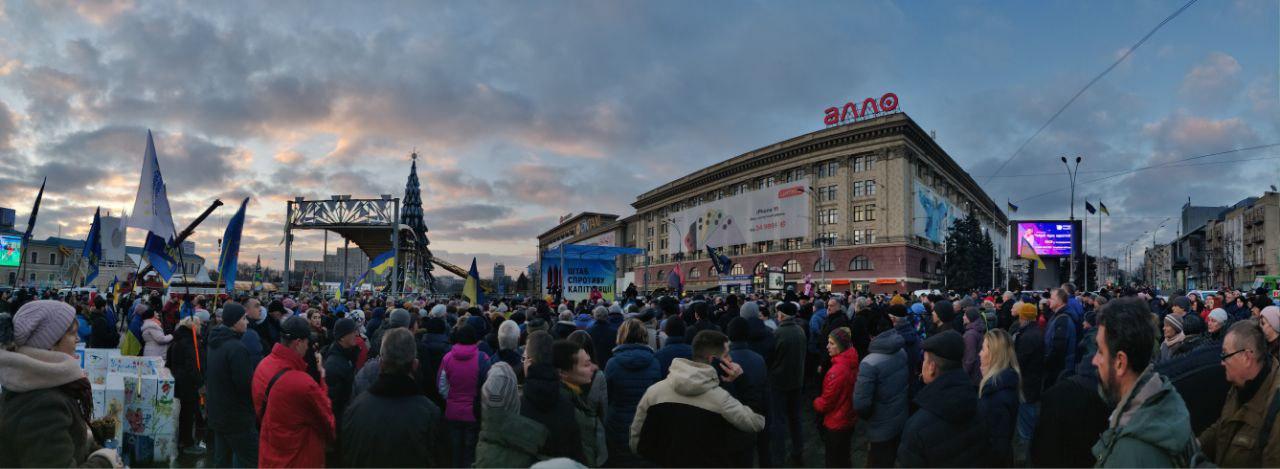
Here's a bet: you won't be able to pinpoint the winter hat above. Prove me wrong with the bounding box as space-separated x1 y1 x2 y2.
221 302 247 327
1260 306 1280 332
1164 314 1184 334
1015 302 1038 321
573 313 593 329
775 301 798 318
195 309 211 323
466 315 489 336
1171 296 1192 313
1207 308 1229 324
828 327 853 352
888 304 908 318
268 300 286 315
482 361 520 413
334 318 358 341
910 303 926 316
740 301 760 320
424 317 447 334
608 304 623 316
388 309 413 328
429 304 448 318
922 330 965 363
526 317 549 334
727 317 750 342
281 316 312 341
454 324 479 345
1182 313 1206 335
934 300 955 323
890 295 906 306
963 306 981 323
13 300 75 350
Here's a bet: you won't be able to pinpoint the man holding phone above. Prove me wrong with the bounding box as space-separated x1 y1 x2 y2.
630 330 765 467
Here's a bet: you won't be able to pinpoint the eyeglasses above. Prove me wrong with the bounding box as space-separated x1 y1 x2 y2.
1220 348 1249 362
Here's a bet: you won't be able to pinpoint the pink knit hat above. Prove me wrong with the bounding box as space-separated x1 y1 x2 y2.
14 300 75 350
1261 306 1280 333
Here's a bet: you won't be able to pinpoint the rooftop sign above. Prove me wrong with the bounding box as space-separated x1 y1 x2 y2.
824 92 899 126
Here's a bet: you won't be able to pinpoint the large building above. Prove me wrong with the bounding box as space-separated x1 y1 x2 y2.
537 109 1008 295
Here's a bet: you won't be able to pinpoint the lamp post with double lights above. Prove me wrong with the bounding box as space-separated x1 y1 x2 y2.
1061 155 1082 285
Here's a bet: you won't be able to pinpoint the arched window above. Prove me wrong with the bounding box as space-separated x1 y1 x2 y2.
731 264 745 275
849 256 873 271
656 270 664 282
814 258 834 272
919 258 929 273
783 259 801 273
707 267 717 278
754 262 768 275
935 261 944 275
688 267 701 279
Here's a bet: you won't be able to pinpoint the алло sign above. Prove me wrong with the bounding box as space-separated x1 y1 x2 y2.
824 92 899 126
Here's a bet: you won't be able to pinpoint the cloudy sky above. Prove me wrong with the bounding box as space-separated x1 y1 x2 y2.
0 0 1276 277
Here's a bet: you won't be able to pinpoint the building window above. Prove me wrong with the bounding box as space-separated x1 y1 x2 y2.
707 267 717 278
689 267 701 279
865 180 876 195
814 258 834 272
763 176 775 188
863 204 876 221
657 270 664 282
731 264 745 275
783 238 802 250
754 262 769 275
850 256 873 271
820 185 837 201
853 205 865 222
852 181 864 197
817 232 837 246
852 230 864 245
919 259 929 273
731 244 745 255
783 259 801 273
49 253 57 265
817 160 839 178
865 229 877 244
783 168 806 182
30 252 38 264
819 208 838 225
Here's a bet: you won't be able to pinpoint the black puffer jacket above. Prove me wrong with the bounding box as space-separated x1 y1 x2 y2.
520 364 585 463
166 324 205 403
204 325 259 433
1156 337 1229 434
322 342 358 431
340 373 441 467
897 369 991 467
1012 320 1046 402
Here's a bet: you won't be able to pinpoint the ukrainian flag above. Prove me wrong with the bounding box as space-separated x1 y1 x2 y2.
370 251 396 276
1019 237 1046 270
462 257 484 305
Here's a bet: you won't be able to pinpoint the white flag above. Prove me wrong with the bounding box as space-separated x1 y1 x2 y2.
127 130 176 240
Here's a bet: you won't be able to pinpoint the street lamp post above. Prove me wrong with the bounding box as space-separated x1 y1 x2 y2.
1061 155 1082 285
804 186 828 291
1151 217 1170 290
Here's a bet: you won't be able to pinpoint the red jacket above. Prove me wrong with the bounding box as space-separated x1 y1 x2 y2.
814 347 859 431
252 343 335 468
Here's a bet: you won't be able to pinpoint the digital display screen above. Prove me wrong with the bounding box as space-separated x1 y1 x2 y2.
0 234 21 267
1017 222 1074 257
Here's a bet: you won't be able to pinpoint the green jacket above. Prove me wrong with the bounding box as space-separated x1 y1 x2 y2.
474 410 548 468
1092 367 1196 468
563 382 604 466
0 388 112 468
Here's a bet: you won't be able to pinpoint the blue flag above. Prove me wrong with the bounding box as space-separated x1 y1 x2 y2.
130 131 180 281
81 207 102 286
144 232 176 281
217 197 249 294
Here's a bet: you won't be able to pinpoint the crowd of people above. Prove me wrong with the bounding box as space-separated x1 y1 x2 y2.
0 282 1278 468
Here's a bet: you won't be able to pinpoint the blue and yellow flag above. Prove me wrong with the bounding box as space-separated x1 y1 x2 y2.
462 257 484 305
1019 237 1046 270
370 251 395 276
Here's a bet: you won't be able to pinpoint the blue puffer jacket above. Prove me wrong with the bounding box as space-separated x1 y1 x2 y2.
655 336 692 378
604 344 660 449
979 367 1020 466
853 329 909 443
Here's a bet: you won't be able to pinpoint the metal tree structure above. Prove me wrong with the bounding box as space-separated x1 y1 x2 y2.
402 152 436 293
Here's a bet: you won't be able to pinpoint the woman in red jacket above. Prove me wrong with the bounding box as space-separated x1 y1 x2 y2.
814 327 859 467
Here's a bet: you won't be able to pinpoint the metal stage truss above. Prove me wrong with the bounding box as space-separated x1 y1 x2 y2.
283 196 422 295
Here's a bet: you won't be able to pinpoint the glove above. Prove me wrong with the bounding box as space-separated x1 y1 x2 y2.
88 448 123 468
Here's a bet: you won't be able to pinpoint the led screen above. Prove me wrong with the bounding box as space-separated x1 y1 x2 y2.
0 234 21 267
1016 222 1074 257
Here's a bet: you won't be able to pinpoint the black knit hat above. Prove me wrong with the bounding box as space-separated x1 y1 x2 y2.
281 316 312 341
922 330 964 363
934 300 955 323
333 318 357 340
221 302 247 327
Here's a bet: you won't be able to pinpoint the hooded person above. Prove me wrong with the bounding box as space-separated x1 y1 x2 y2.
0 301 123 468
475 362 549 468
853 327 909 468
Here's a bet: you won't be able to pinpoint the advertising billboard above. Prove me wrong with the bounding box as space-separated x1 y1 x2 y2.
913 181 958 244
666 178 810 255
542 258 616 302
0 234 21 267
1015 221 1077 257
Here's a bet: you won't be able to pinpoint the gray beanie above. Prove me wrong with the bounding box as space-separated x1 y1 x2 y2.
482 361 520 413
740 301 760 320
13 300 76 350
388 308 413 328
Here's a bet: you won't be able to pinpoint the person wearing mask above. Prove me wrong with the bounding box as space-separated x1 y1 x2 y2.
252 316 335 468
340 328 441 467
88 297 118 349
962 307 986 384
1044 288 1077 389
630 330 766 467
655 317 692 377
978 328 1022 466
0 301 123 468
725 317 770 467
604 319 661 467
322 317 359 454
1197 320 1280 466
770 301 808 467
475 361 548 468
521 331 586 462
555 339 606 466
897 330 990 467
204 302 259 468
141 306 173 357
1091 298 1195 467
854 326 909 468
438 324 488 468
814 327 859 468
167 314 207 455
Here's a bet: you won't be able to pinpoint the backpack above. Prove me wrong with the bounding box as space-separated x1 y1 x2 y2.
980 308 998 332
